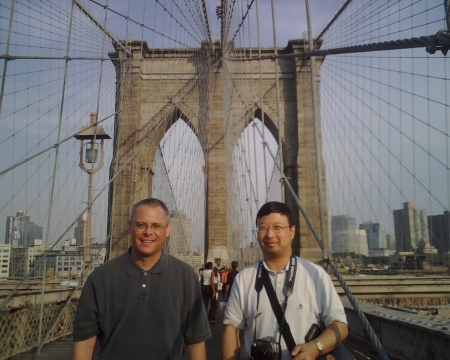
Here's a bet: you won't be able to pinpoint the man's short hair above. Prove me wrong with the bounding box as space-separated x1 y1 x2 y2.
231 261 238 269
129 198 170 222
256 201 293 226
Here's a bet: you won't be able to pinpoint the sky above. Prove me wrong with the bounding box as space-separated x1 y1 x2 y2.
0 0 448 253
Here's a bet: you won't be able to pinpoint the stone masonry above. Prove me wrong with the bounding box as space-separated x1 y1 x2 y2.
108 39 328 264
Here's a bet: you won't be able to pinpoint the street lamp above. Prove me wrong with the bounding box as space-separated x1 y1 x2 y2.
75 113 110 273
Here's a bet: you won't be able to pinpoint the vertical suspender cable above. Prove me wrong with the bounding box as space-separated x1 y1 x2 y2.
36 1 76 355
446 0 450 28
0 0 16 116
39 2 113 353
305 0 326 240
446 0 450 209
270 0 284 202
255 0 269 201
247 1 261 218
254 123 390 360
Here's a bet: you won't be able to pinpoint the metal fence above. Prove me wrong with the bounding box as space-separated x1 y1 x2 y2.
0 301 77 359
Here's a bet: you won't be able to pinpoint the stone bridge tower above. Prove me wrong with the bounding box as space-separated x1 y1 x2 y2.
107 39 328 264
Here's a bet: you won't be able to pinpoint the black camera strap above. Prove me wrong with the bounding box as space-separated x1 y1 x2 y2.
254 257 297 353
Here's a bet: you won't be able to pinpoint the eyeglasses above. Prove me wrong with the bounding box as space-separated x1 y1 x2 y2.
133 223 168 233
256 225 291 234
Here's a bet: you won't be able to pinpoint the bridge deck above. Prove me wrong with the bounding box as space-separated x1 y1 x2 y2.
12 295 238 360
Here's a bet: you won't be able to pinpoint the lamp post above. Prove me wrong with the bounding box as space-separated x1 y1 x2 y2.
75 113 110 274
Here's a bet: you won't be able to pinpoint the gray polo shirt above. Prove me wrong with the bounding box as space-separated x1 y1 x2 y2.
73 249 211 360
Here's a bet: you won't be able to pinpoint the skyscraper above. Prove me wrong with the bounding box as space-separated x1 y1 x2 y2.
74 213 88 246
5 210 43 247
331 215 369 256
385 234 396 250
331 215 356 232
393 202 429 253
428 211 450 254
359 221 387 249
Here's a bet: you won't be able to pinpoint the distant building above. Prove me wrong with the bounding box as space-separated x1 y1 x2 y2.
332 229 369 256
167 210 192 256
34 246 84 278
64 238 77 247
10 243 53 278
89 243 106 269
5 210 43 247
0 244 12 278
359 221 387 249
74 213 88 246
428 211 450 254
331 215 356 232
368 248 396 257
331 215 369 256
385 234 396 250
393 202 430 252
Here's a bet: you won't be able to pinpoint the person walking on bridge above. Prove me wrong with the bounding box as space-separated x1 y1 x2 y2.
225 261 239 299
222 201 348 360
201 261 214 310
221 266 229 298
72 198 211 360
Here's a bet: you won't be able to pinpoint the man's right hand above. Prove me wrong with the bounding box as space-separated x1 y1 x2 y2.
72 336 97 360
222 325 243 360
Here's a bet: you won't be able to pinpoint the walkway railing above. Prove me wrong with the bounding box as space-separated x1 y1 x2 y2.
0 300 77 360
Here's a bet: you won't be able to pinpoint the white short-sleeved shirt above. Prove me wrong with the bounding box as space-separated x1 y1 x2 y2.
223 257 347 360
202 269 212 285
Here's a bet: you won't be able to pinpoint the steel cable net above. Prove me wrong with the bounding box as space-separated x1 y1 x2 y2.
319 1 449 258
266 148 282 203
0 0 210 356
216 1 449 359
0 1 449 359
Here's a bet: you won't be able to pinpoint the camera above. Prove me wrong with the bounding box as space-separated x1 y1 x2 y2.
251 336 281 360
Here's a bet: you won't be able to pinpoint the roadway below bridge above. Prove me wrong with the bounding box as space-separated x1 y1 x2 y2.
3 273 449 310
333 273 450 307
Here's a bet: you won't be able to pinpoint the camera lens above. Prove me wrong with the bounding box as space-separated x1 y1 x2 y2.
251 338 280 360
251 345 271 360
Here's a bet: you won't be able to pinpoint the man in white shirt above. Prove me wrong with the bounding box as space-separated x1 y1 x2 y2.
222 201 348 360
201 261 213 309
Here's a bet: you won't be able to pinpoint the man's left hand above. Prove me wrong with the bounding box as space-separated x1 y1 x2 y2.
290 341 320 360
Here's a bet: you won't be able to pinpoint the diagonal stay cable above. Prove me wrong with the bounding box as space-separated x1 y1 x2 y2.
315 0 355 44
253 124 391 360
218 55 417 360
87 0 199 47
0 54 217 178
321 64 449 210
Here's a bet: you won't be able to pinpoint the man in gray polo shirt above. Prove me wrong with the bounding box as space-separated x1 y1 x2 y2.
73 198 211 360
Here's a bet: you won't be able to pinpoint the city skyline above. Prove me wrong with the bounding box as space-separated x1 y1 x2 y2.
0 1 447 265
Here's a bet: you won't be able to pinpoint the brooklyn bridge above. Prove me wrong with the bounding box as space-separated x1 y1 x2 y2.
0 0 450 359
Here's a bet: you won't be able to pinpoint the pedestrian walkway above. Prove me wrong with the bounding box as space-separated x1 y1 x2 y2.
12 295 232 360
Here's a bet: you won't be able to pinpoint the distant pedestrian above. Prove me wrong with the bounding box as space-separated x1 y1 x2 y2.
225 261 239 299
208 266 220 323
221 266 229 298
201 262 213 310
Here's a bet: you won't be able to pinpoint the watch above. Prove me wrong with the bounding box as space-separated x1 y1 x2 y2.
312 339 324 355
